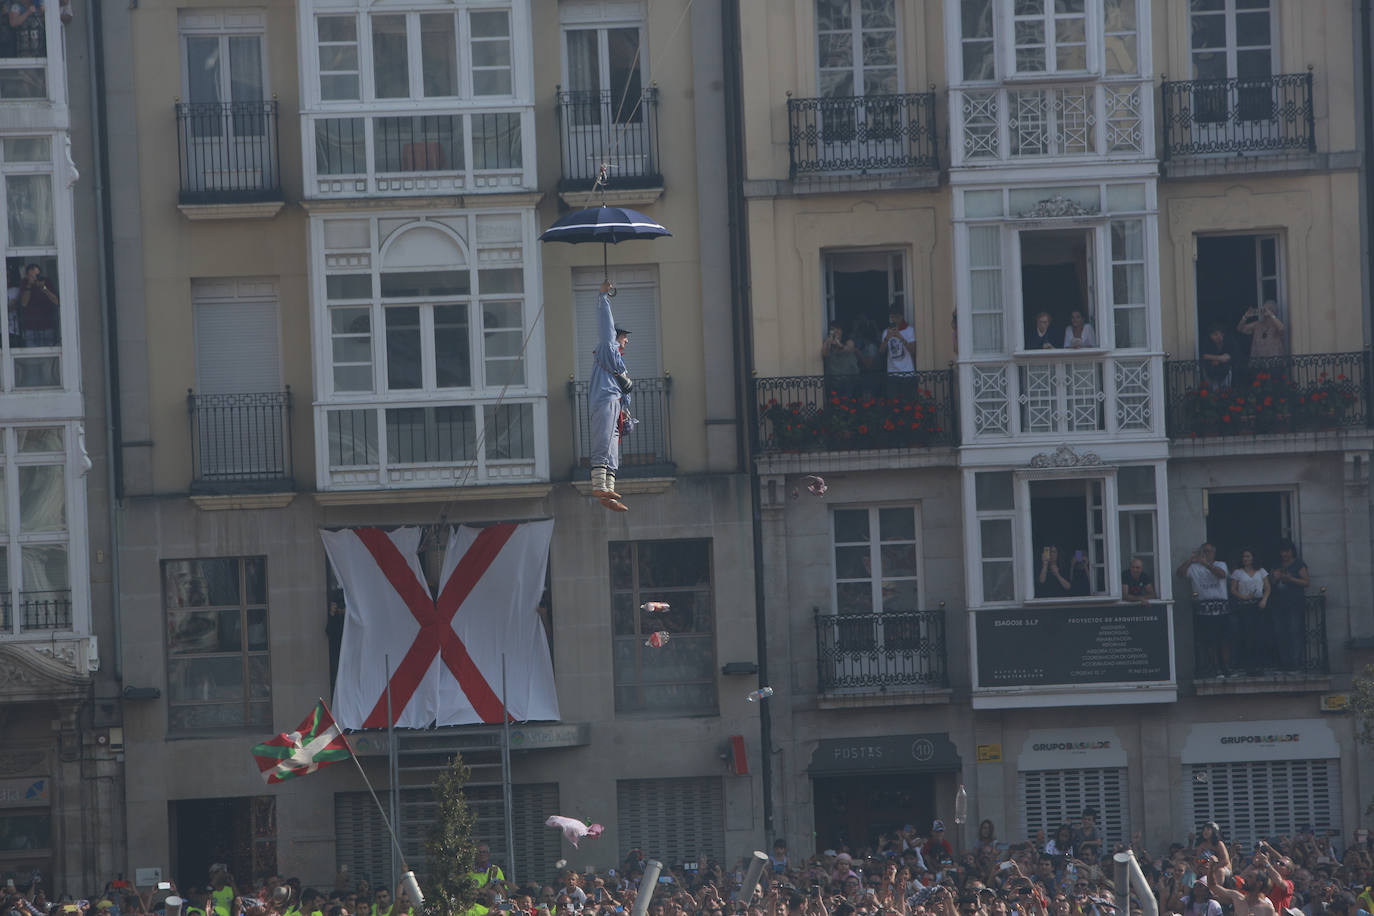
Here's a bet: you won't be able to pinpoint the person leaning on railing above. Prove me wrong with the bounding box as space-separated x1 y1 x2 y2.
1177 542 1232 677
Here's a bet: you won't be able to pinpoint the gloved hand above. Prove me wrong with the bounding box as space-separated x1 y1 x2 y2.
615 373 633 394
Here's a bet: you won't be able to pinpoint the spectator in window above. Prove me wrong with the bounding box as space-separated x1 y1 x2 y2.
1237 300 1286 360
1037 546 1073 598
1062 310 1097 349
1229 547 1271 674
883 304 916 397
1026 312 1057 350
1121 557 1155 603
1177 543 1231 677
1200 324 1235 391
17 264 58 347
1270 538 1310 673
1066 549 1092 597
5 0 43 57
821 321 860 399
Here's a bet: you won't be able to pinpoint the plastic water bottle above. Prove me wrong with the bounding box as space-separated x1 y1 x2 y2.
954 784 968 825
747 687 774 702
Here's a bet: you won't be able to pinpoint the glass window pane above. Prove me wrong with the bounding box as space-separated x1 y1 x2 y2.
380 271 470 298
316 118 366 174
434 304 471 388
17 427 62 452
833 509 870 543
470 10 509 38
331 306 371 335
610 542 634 590
327 274 371 300
471 39 511 69
1114 306 1146 349
328 409 379 467
247 608 269 651
483 403 533 459
482 300 521 330
982 560 1014 602
420 14 458 97
318 15 356 43
834 545 871 580
334 366 372 392
371 15 410 99
320 74 360 101
980 519 1013 558
244 557 266 604
472 112 522 168
975 471 1014 510
879 544 917 577
2 138 50 162
637 540 710 588
21 543 67 591
7 174 55 247
18 465 63 532
483 329 524 359
168 657 245 702
479 269 523 294
185 36 223 105
878 508 915 541
1117 465 1155 504
384 307 422 390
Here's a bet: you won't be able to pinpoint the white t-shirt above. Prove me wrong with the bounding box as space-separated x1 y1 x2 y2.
1186 560 1229 600
1230 567 1268 599
885 325 916 374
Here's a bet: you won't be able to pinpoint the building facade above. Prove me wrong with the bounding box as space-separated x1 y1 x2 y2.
742 0 1372 856
0 0 123 891
102 0 761 888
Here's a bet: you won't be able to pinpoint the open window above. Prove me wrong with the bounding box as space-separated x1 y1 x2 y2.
1194 234 1283 356
1019 228 1096 351
1029 478 1105 597
824 249 907 341
1203 489 1293 571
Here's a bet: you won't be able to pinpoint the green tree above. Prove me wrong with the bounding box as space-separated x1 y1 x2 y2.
425 753 481 916
1352 665 1374 812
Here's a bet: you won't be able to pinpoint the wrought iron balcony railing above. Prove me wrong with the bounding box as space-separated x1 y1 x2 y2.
815 608 948 693
1161 72 1315 160
568 377 673 478
754 370 957 453
556 87 662 191
788 92 939 177
1164 351 1371 438
188 389 293 493
1191 591 1327 678
176 101 282 204
15 590 72 631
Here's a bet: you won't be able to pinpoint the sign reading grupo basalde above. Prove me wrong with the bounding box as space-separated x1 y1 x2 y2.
976 604 1171 687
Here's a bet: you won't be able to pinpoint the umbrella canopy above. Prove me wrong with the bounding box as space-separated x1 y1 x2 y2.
538 205 671 245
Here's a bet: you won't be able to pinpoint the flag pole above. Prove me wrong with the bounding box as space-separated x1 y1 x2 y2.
387 654 402 893
319 697 409 871
501 653 515 886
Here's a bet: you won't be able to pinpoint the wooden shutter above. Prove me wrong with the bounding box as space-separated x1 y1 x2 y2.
616 777 723 868
573 266 661 380
193 278 283 395
1019 768 1128 847
1187 760 1341 848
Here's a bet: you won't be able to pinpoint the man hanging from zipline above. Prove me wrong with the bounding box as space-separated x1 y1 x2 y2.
589 279 634 512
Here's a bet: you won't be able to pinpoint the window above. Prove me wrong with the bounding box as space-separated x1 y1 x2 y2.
317 16 360 101
1116 465 1157 583
163 557 270 731
833 506 920 615
968 226 1004 354
0 805 52 885
1203 490 1293 572
4 138 62 390
824 250 906 342
0 0 48 99
180 13 266 109
0 426 71 632
1109 219 1146 349
610 539 716 716
563 23 644 125
1102 0 1138 76
960 0 996 82
573 267 660 380
1020 768 1128 848
1194 234 1283 356
975 472 1015 603
617 777 724 866
1011 0 1089 75
1030 478 1105 596
1019 228 1096 351
1190 0 1273 122
815 0 898 98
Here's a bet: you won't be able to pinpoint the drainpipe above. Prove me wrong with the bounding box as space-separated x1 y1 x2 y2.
87 0 125 681
1361 0 1374 353
721 0 773 839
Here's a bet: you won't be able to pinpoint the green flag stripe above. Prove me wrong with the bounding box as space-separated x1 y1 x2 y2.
252 744 296 760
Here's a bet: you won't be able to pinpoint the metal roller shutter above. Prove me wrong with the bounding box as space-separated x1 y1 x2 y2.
1186 759 1341 848
616 777 724 868
511 783 562 883
1019 768 1128 847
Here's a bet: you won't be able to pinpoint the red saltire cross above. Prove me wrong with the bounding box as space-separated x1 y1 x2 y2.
355 524 517 727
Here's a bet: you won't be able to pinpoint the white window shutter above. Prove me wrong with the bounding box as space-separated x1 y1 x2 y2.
1187 760 1341 848
193 279 283 395
572 265 661 381
1019 768 1128 848
617 776 724 867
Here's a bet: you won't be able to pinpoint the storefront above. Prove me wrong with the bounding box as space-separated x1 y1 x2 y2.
808 733 962 853
1180 719 1342 847
0 776 52 885
1016 728 1128 847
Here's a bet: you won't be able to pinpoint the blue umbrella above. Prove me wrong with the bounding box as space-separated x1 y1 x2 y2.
539 205 671 295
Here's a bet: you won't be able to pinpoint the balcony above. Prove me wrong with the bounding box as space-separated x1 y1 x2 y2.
307 108 533 199
951 80 1149 166
7 590 73 632
787 92 939 180
176 101 282 213
320 398 545 491
966 354 1157 441
1191 592 1328 687
1161 72 1316 176
568 376 673 479
188 389 293 494
816 608 948 698
1164 351 1371 441
754 371 958 462
555 87 661 201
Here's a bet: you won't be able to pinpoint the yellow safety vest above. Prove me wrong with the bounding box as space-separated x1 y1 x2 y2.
211 888 234 916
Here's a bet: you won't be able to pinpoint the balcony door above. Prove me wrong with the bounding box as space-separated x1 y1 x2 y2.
561 22 647 185
829 506 926 685
814 0 900 151
180 12 273 193
192 278 286 483
1189 0 1274 126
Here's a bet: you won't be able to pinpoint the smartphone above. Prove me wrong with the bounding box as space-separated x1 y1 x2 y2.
999 862 1015 872
157 884 171 892
1073 550 1085 563
6 881 14 890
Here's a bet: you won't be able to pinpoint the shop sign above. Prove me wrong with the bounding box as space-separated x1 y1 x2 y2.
1180 719 1340 763
1018 729 1127 770
976 744 1002 763
975 605 1171 687
0 777 48 807
808 733 961 775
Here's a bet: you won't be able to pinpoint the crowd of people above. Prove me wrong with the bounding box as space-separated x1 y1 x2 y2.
8 820 1373 916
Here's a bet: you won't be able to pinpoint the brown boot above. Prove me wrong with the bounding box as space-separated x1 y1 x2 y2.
590 466 621 499
599 496 629 512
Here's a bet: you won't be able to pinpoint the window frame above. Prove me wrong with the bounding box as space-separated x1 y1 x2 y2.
1188 0 1275 82
813 0 903 99
0 425 73 634
0 0 58 101
177 14 270 107
609 538 718 718
1005 0 1096 79
3 137 68 394
829 504 924 616
162 556 271 733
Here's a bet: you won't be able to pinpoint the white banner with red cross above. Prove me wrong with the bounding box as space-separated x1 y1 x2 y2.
321 521 559 729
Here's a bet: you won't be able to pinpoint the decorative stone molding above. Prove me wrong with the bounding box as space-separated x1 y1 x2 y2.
0 750 46 776
77 424 92 477
1015 194 1099 219
0 643 92 703
1029 445 1103 468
